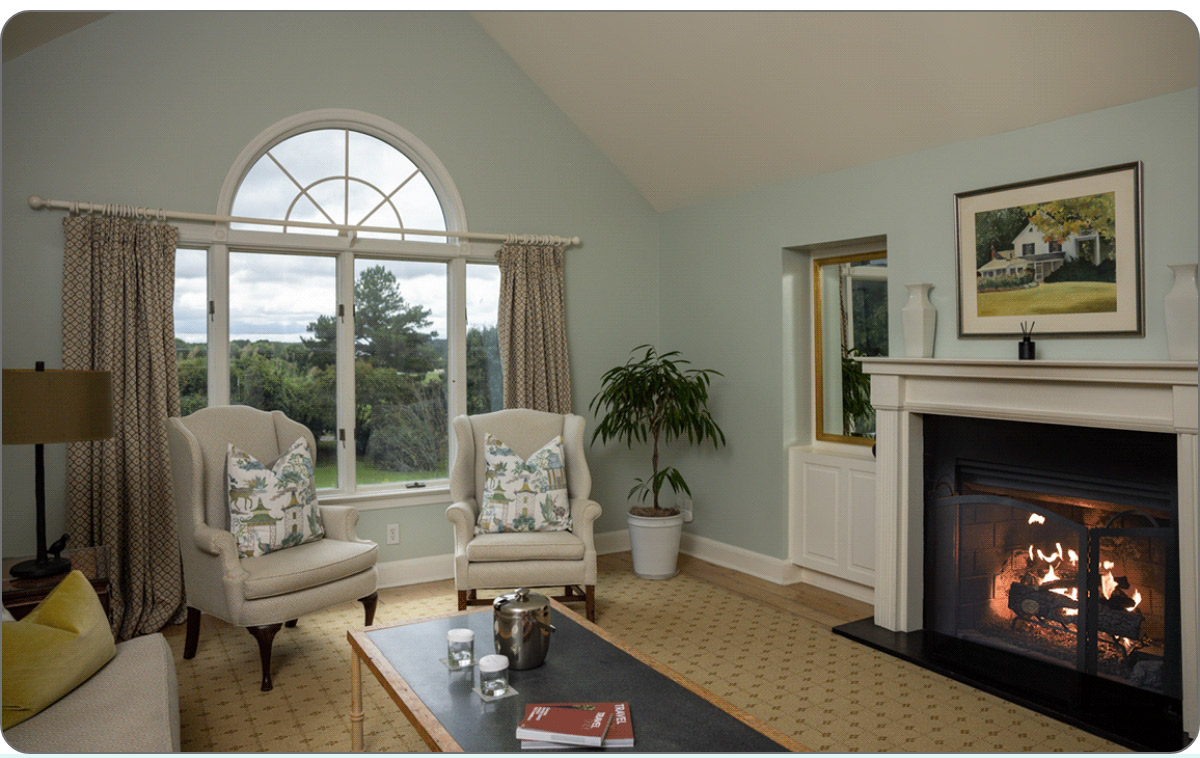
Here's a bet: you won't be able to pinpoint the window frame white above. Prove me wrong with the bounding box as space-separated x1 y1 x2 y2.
175 110 497 508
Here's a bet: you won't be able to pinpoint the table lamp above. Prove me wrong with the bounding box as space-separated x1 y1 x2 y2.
3 362 112 579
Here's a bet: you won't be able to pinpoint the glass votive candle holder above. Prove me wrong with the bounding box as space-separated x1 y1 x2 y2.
447 628 474 668
478 654 509 696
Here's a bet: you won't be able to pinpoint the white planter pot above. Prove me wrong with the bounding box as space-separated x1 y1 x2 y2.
627 512 684 580
1165 263 1198 361
901 283 936 358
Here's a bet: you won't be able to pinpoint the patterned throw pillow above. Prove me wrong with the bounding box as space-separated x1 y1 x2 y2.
227 438 325 558
476 433 570 534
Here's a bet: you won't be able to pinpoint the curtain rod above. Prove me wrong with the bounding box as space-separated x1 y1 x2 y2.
27 195 581 247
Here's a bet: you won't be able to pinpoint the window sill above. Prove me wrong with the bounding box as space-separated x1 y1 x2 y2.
319 484 453 511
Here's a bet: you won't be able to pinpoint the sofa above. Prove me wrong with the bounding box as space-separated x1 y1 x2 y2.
3 633 179 752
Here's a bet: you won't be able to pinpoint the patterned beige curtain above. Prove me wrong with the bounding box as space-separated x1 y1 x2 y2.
62 216 186 639
496 242 572 413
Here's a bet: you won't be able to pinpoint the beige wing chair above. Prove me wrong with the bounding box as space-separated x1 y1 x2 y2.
446 409 602 621
166 406 378 691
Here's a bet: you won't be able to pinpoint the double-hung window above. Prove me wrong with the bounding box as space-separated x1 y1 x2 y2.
172 114 502 502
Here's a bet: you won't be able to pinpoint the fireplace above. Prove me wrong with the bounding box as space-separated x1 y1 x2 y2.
834 357 1199 751
924 416 1181 700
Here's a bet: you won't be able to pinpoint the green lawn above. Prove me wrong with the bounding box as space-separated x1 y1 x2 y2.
977 281 1117 317
313 459 444 489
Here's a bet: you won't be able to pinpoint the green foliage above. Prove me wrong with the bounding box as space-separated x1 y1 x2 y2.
466 325 503 415
303 264 440 373
363 377 448 474
977 271 1034 292
1021 192 1115 244
841 348 873 437
850 279 888 357
589 345 725 515
974 207 1030 269
178 265 501 484
1044 257 1116 284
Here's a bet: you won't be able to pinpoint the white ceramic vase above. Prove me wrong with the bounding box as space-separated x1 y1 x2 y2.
1165 263 1198 361
627 511 684 580
902 283 936 358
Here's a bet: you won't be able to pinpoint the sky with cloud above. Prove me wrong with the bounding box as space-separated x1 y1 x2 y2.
173 128 499 344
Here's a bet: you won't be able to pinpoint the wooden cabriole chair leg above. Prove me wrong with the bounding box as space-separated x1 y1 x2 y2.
248 623 283 692
284 619 298 628
457 590 468 611
184 607 201 659
585 585 596 622
359 592 378 626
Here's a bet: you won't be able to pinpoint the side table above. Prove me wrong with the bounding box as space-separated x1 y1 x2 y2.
3 546 110 621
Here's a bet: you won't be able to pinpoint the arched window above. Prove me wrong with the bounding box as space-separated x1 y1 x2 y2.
173 111 501 504
230 128 447 241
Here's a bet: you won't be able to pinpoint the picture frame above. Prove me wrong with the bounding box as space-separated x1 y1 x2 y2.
954 162 1143 338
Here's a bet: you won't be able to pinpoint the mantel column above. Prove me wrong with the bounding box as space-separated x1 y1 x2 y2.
872 375 924 631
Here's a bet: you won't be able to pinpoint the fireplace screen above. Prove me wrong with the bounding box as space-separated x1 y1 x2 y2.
926 484 1180 698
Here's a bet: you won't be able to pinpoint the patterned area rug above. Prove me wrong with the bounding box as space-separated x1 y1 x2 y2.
161 564 1121 752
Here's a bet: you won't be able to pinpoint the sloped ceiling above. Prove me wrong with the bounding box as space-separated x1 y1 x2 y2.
475 11 1199 211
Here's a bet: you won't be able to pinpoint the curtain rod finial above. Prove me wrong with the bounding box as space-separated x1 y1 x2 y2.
570 236 581 246
28 195 45 210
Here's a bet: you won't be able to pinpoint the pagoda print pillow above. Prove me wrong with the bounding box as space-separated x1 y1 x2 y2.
227 438 325 558
476 433 570 534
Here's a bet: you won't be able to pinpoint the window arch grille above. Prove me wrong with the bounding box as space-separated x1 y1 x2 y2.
231 128 448 242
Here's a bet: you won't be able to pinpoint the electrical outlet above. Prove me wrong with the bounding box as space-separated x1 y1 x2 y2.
386 523 400 545
678 495 694 523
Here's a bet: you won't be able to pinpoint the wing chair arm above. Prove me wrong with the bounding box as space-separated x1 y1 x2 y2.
192 524 245 577
569 498 603 550
446 499 478 552
318 504 366 543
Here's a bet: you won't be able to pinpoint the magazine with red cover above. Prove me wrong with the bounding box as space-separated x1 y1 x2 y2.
516 704 613 747
518 703 632 749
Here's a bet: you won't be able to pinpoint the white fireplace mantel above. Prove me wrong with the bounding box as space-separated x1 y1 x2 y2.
860 357 1199 736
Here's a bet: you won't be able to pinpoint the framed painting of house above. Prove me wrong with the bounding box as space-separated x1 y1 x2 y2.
954 162 1143 337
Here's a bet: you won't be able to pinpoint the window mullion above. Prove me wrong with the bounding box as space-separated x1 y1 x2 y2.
337 249 357 494
448 257 468 466
208 242 231 405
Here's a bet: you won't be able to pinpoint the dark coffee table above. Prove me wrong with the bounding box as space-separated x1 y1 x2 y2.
347 599 804 752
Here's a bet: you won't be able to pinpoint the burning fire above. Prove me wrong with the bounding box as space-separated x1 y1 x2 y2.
1025 528 1143 615
1028 513 1046 525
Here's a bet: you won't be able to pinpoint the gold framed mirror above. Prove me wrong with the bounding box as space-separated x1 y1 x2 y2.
813 250 888 445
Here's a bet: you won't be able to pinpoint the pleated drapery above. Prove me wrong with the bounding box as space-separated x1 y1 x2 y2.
62 216 187 639
496 242 572 413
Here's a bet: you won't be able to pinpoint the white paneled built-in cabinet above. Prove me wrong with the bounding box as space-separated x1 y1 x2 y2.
789 446 876 593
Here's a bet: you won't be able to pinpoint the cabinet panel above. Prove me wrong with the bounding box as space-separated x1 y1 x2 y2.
845 469 877 585
790 447 876 589
800 462 842 571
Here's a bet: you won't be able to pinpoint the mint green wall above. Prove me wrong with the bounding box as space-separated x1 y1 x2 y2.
3 14 1196 570
658 89 1198 560
1 12 660 559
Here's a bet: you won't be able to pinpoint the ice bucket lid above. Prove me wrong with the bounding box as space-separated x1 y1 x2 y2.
493 587 549 619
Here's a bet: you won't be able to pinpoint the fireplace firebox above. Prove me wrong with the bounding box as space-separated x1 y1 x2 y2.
923 416 1183 733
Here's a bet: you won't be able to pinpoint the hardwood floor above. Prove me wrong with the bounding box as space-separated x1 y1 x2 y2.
597 551 873 630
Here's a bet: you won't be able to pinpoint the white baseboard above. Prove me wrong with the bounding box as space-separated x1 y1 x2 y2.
376 552 454 588
679 531 804 585
795 567 875 605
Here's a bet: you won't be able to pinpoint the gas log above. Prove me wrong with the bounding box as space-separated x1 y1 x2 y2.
1007 582 1144 640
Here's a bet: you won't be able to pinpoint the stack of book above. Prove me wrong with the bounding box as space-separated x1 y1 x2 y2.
516 702 634 750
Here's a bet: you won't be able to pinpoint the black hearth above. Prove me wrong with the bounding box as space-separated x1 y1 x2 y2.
835 416 1188 751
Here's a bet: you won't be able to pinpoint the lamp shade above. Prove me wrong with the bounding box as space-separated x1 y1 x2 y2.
3 369 113 445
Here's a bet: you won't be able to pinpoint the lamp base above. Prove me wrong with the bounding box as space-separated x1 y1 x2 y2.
9 555 72 580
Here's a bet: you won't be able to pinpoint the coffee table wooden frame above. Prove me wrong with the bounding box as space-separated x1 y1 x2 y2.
347 599 805 752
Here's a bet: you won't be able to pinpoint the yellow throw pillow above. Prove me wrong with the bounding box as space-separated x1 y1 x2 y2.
2 570 115 730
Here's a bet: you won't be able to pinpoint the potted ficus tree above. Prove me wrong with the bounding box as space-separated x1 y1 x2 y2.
589 345 726 579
